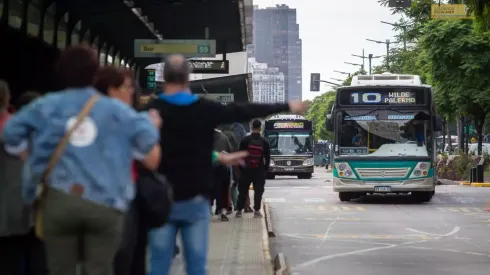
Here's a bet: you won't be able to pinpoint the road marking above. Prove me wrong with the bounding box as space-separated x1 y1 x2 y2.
265 186 282 189
292 205 366 212
317 216 340 248
303 198 326 203
405 226 460 237
305 217 361 221
264 198 286 203
437 207 483 213
294 186 311 189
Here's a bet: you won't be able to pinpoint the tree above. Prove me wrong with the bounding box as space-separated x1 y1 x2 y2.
305 91 336 141
465 0 490 31
419 20 490 154
342 69 367 86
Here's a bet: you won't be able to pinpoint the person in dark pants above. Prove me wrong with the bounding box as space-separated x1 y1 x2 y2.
212 129 233 221
236 119 271 218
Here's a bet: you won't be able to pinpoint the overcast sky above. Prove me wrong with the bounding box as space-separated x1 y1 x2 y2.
254 0 401 101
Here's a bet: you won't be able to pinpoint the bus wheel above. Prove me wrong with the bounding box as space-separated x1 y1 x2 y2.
339 192 351 202
411 191 433 203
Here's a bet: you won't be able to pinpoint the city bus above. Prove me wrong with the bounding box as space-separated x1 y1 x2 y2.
326 73 442 202
264 115 314 179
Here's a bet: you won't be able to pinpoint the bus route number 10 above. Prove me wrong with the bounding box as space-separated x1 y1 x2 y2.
351 92 382 104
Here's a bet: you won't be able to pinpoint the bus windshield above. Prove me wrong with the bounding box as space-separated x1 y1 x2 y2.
336 110 433 157
267 132 313 155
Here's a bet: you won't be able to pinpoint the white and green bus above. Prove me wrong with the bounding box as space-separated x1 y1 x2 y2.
326 73 442 202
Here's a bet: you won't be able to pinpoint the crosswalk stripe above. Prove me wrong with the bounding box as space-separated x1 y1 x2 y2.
332 206 340 211
303 198 326 203
437 207 483 213
356 206 366 211
264 198 286 202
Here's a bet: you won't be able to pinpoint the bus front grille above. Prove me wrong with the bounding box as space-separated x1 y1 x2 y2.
275 160 304 167
355 168 410 178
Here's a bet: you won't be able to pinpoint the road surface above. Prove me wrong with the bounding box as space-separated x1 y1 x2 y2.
266 168 490 275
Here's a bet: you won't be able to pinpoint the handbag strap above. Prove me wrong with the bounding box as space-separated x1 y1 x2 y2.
40 95 99 183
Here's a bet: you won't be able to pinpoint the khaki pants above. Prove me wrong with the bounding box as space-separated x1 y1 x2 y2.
40 188 123 275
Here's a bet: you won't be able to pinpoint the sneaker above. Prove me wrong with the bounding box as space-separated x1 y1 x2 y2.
220 214 229 221
244 207 254 213
235 210 242 218
254 211 263 218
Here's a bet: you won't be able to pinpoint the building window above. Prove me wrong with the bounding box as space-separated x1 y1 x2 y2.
27 0 41 37
43 3 55 44
57 13 69 49
8 0 22 29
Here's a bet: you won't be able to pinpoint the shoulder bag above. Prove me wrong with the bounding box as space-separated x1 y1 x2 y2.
35 95 99 239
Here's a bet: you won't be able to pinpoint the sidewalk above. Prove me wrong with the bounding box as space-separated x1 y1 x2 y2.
170 209 272 275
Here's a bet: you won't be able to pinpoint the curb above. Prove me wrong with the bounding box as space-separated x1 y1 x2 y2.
460 181 490 187
471 183 490 187
273 253 291 275
263 203 276 237
260 208 272 271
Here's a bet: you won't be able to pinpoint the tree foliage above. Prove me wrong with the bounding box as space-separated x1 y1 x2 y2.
305 91 335 141
371 0 490 154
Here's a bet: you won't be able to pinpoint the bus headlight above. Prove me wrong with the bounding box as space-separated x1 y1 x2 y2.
335 162 356 179
303 158 314 166
409 162 431 178
270 159 275 166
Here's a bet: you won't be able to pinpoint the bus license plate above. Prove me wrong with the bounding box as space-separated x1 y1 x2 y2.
374 186 391 192
284 167 294 171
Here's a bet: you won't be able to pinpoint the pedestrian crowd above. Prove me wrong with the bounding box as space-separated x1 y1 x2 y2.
0 45 307 275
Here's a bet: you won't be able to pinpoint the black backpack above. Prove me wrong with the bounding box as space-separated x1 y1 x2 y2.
135 165 173 229
245 138 264 169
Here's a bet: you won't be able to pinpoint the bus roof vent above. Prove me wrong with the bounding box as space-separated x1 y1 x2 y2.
351 74 422 86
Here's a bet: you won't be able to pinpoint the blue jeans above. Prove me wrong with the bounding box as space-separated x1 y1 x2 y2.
148 195 210 275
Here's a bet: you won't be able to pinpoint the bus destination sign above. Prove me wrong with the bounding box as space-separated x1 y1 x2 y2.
274 122 304 129
339 88 425 106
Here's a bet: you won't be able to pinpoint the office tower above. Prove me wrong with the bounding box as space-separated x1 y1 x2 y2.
248 57 285 103
253 4 302 101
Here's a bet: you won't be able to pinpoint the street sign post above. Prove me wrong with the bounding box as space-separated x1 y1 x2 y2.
189 60 229 74
430 4 473 20
134 39 216 58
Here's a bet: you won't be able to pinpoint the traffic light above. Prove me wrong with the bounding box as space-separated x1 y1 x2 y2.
310 73 320 92
388 0 411 8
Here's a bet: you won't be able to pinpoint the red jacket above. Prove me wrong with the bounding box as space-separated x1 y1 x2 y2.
132 161 138 183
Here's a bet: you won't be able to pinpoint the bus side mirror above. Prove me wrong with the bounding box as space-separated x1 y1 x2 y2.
326 114 333 131
434 115 443 132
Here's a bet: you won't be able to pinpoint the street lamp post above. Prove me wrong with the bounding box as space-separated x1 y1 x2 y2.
351 49 366 71
366 38 391 71
381 21 407 51
344 62 364 72
368 54 384 75
333 70 351 78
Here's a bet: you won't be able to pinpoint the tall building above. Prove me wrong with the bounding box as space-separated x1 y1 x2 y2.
253 4 302 101
248 57 285 103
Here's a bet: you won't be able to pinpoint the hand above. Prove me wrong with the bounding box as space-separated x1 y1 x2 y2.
218 151 249 166
148 109 162 128
289 101 309 115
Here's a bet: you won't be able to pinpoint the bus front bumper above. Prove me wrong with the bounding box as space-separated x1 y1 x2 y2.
269 166 314 175
333 177 435 193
